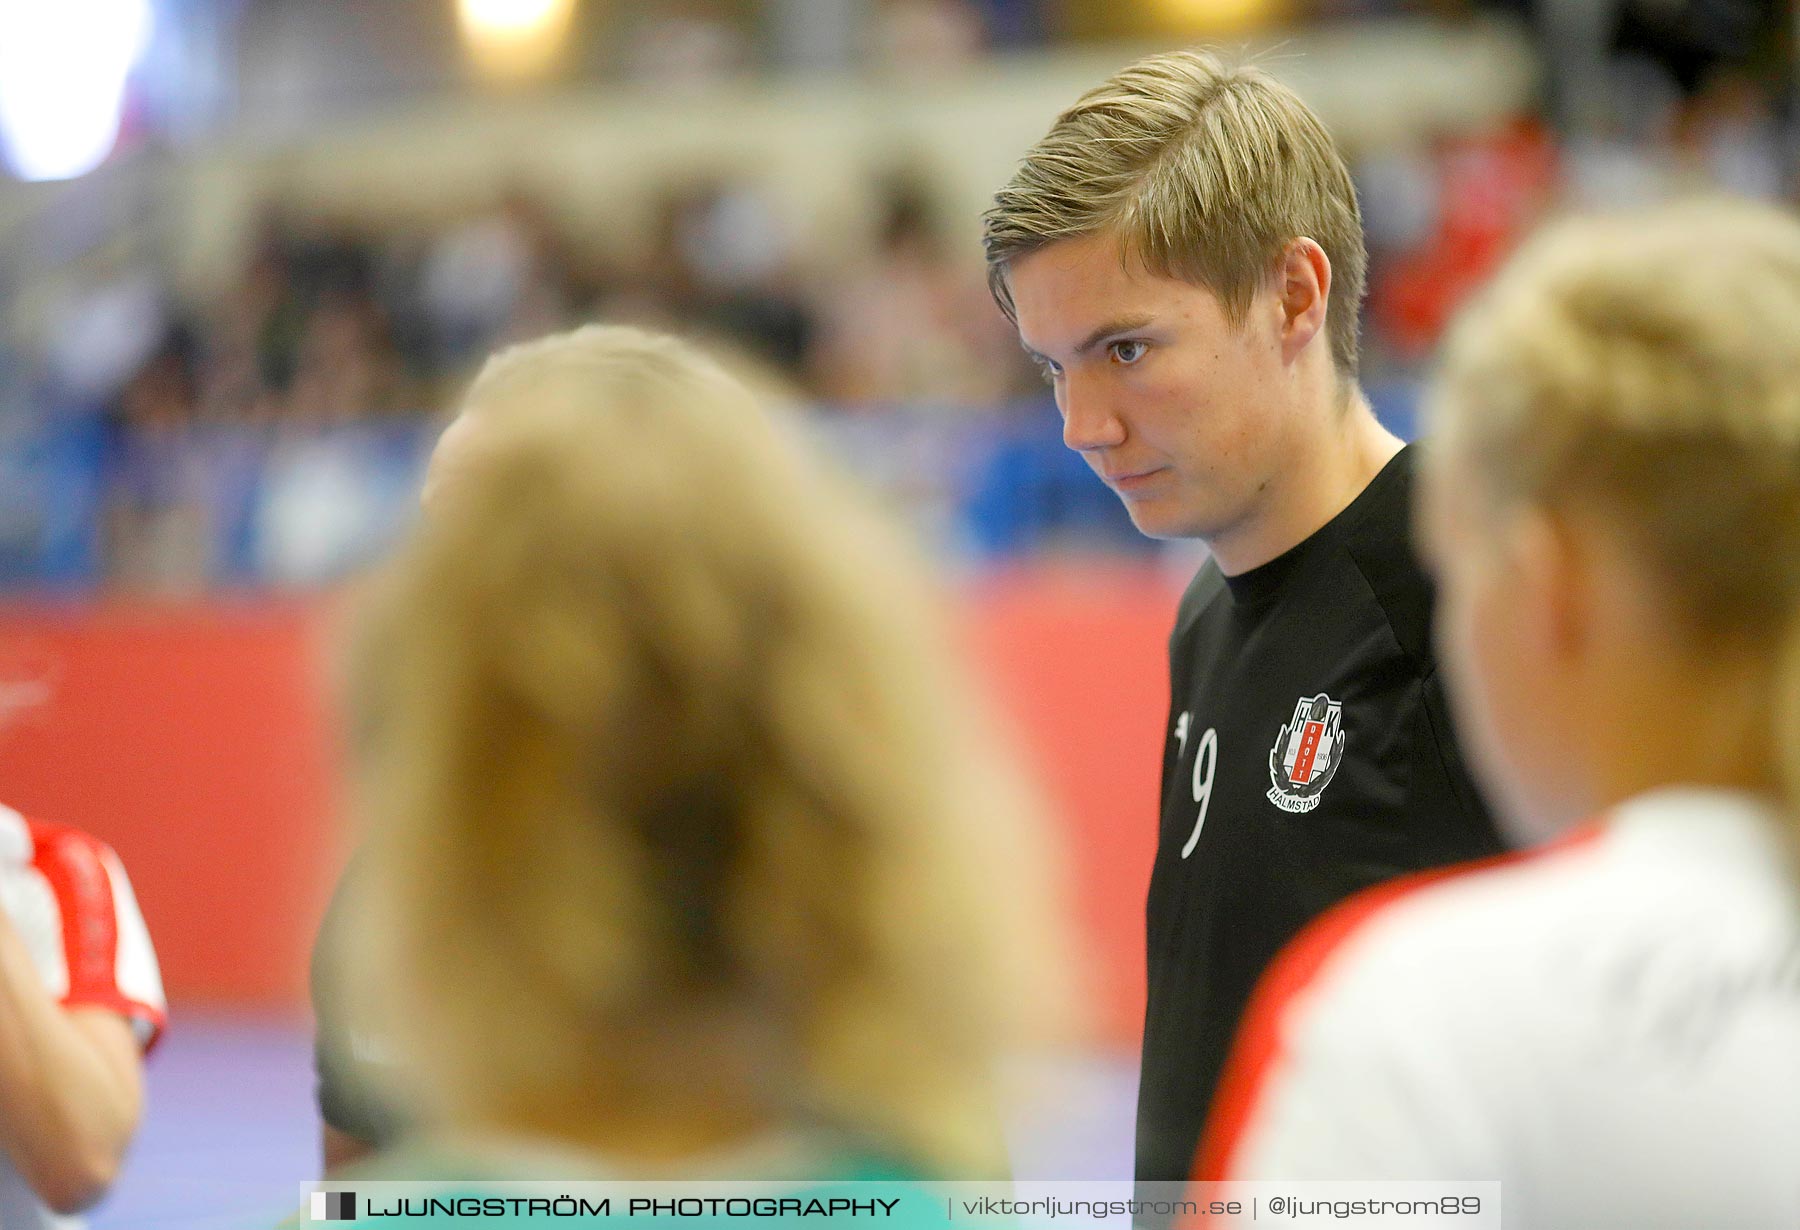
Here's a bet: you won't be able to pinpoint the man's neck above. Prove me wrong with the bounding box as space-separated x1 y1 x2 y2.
1208 389 1403 576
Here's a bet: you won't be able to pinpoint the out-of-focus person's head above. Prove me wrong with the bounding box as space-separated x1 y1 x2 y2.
1421 200 1800 847
981 49 1367 542
418 329 801 516
347 324 1066 1176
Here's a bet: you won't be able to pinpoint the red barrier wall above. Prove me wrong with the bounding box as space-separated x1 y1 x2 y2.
0 569 1181 1045
961 565 1179 1043
0 600 346 1011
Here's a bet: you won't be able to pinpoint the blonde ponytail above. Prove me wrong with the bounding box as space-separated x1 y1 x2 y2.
1429 198 1800 855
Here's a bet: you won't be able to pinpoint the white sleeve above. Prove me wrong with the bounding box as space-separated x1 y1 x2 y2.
94 845 167 1052
1216 920 1505 1182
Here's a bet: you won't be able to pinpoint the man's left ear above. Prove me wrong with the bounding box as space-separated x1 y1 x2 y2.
1277 238 1332 364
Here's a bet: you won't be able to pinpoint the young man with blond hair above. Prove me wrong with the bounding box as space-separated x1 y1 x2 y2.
983 49 1503 1186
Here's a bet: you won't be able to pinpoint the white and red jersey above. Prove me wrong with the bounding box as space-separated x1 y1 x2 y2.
0 804 165 1050
1202 788 1800 1230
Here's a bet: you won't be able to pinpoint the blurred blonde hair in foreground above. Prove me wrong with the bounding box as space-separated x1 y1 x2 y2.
343 324 1070 1175
1429 198 1800 843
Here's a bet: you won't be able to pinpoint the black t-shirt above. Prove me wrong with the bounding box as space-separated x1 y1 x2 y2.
1134 446 1503 1185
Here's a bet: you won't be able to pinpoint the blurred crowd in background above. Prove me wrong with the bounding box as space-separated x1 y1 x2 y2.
0 0 1792 590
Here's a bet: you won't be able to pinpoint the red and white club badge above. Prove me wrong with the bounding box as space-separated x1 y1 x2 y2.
1267 693 1345 813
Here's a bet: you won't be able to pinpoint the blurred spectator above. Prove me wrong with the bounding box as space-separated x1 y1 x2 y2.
619 179 817 373
416 209 535 367
416 192 587 372
619 2 751 89
284 292 407 424
40 269 169 415
102 334 215 591
808 173 1032 408
254 421 429 587
0 5 1792 591
1675 70 1789 199
868 0 987 78
1364 118 1558 366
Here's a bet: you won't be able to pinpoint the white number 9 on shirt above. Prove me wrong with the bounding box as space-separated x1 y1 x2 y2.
1181 727 1218 859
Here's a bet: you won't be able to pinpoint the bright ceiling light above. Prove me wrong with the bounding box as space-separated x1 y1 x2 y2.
457 0 576 80
1149 0 1279 36
0 0 151 181
459 0 572 40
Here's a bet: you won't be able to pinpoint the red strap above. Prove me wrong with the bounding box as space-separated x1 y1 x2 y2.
27 820 121 1006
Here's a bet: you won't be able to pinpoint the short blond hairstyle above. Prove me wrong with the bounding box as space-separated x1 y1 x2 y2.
982 48 1367 377
1428 200 1800 837
347 324 1067 1175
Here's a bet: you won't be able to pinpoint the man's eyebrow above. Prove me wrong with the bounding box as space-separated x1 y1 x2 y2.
1018 316 1157 365
1075 316 1155 355
1058 316 1159 360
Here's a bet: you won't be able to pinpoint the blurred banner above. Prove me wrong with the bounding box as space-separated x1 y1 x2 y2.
0 598 343 1010
0 569 1179 1043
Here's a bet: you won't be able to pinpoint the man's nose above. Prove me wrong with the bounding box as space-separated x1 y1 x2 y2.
1060 378 1126 453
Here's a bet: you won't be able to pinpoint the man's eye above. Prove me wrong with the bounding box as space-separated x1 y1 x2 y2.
1109 340 1147 365
1036 359 1063 384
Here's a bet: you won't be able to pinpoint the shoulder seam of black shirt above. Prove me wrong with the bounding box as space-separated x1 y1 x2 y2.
1416 664 1495 836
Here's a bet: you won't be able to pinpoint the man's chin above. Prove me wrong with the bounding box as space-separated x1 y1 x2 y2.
1119 497 1202 542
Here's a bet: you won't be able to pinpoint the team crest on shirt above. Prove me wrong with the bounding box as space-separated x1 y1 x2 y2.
1266 693 1345 813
